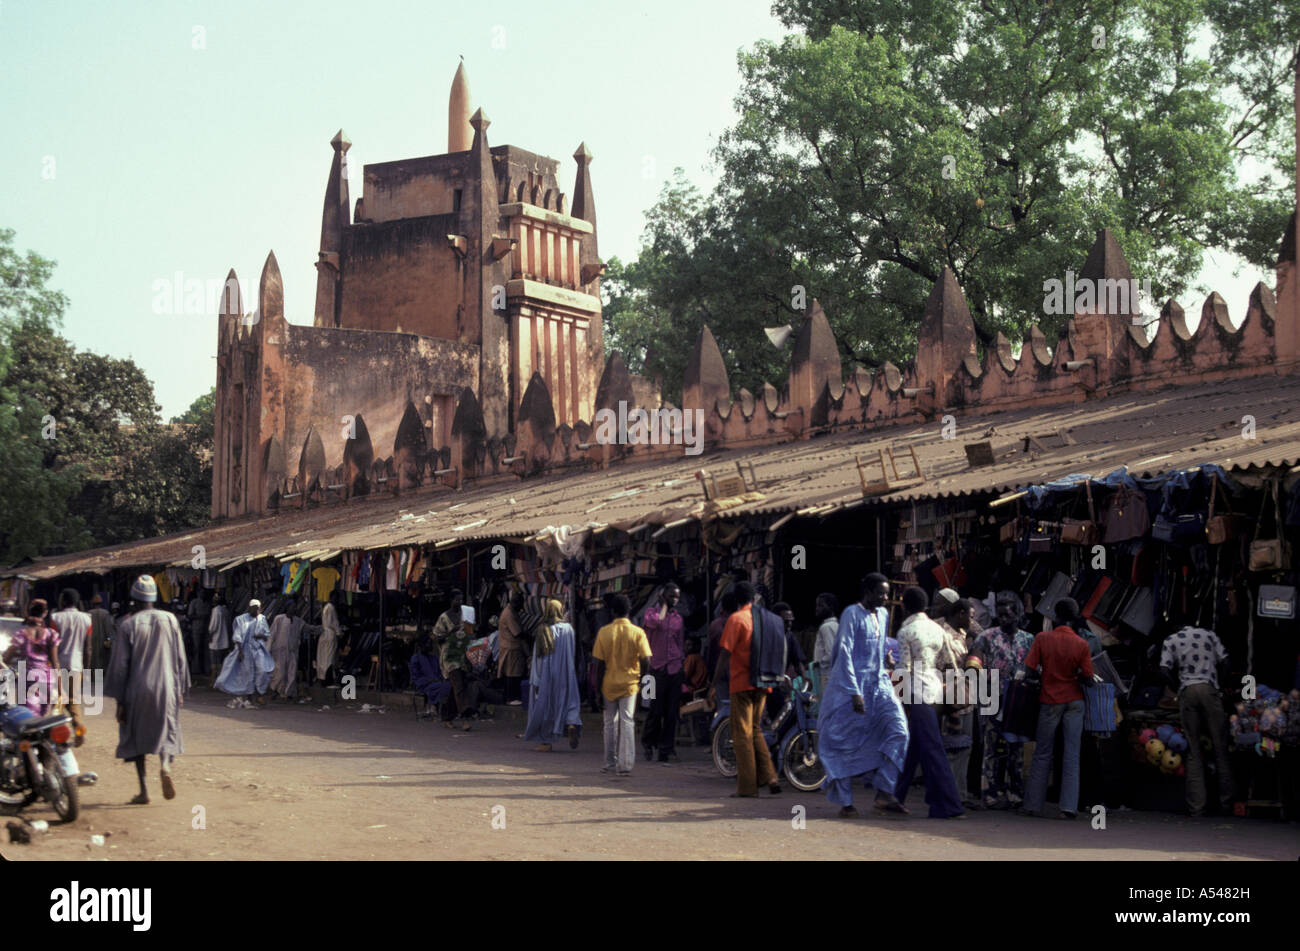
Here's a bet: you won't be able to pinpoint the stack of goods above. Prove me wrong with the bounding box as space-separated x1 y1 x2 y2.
1230 687 1298 755
1133 725 1188 776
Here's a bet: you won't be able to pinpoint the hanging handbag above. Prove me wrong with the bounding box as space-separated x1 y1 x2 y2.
1118 586 1156 634
1100 484 1150 542
1257 584 1297 619
1248 481 1293 571
1206 474 1245 545
1000 501 1028 544
1028 521 1058 553
1061 480 1100 545
1036 571 1074 621
1152 510 1207 545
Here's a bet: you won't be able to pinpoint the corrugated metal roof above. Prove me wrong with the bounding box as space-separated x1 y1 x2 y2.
16 372 1300 580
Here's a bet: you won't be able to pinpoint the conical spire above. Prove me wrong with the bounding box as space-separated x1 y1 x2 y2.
571 143 595 224
448 59 472 153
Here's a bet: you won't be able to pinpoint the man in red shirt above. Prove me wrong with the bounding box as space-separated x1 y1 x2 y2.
1019 598 1096 819
712 582 781 798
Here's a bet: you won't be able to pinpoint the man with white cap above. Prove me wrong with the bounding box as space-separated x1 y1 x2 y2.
105 574 190 804
215 598 273 708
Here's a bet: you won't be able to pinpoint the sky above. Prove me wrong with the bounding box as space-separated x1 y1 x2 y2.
0 0 1277 420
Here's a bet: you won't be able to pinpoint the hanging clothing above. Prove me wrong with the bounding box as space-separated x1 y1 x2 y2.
817 603 909 809
311 566 340 602
523 620 582 744
315 602 342 680
207 605 231 650
268 614 300 696
497 603 528 678
152 573 174 604
104 607 190 760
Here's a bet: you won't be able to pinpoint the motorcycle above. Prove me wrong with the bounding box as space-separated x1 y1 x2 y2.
712 675 825 791
0 631 81 823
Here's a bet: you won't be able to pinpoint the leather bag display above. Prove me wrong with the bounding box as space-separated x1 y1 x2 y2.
1101 484 1150 542
1061 480 1100 545
1248 481 1293 571
1206 473 1245 545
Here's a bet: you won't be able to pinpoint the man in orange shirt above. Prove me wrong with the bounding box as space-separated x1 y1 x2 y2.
712 582 781 798
1019 597 1097 819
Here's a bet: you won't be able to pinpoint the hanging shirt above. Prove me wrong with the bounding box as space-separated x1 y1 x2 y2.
153 573 174 604
312 566 341 602
280 562 295 595
386 553 400 591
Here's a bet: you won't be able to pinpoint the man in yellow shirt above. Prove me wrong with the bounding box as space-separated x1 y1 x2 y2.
592 594 652 776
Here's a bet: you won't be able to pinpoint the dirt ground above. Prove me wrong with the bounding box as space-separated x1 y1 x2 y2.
3 688 1295 861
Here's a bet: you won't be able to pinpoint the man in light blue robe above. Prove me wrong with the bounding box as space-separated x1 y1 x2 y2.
214 599 273 707
523 599 583 751
817 573 910 818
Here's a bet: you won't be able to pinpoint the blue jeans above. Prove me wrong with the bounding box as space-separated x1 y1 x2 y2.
1024 699 1084 815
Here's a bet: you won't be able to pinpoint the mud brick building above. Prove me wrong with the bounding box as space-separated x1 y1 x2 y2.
213 62 606 519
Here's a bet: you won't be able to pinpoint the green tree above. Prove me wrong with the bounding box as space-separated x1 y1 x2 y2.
613 1 1297 394
0 229 213 560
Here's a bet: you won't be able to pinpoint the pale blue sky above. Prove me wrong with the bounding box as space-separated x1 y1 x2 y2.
1 0 1272 419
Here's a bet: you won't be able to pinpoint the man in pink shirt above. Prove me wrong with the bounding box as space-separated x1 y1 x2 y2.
641 582 685 763
1019 598 1096 819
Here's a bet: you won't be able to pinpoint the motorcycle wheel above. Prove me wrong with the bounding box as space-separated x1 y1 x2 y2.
711 719 738 779
38 748 79 823
781 728 825 792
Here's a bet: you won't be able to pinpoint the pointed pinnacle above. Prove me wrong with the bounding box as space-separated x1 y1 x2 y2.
469 107 490 131
330 129 352 152
573 142 593 163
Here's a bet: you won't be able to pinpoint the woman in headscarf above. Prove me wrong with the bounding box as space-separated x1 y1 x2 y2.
523 599 582 752
2 599 60 715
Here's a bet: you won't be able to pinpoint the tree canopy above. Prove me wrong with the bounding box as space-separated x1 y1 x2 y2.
605 0 1298 403
0 229 212 563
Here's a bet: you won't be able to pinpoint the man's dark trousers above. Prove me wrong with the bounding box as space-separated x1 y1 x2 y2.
642 667 684 758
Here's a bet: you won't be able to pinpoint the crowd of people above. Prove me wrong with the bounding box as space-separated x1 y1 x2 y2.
1 566 1239 820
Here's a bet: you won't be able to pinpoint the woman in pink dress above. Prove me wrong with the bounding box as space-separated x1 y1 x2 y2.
1 598 61 714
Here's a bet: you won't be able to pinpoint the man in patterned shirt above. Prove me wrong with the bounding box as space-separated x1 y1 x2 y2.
1160 623 1233 817
966 591 1035 810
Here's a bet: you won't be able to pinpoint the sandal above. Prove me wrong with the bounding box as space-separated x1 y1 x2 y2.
838 806 860 819
160 772 176 800
767 782 782 795
534 743 552 752
1055 810 1076 820
567 724 580 749
129 793 150 805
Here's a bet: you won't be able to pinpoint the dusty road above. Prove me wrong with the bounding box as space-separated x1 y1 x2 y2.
3 688 1294 861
